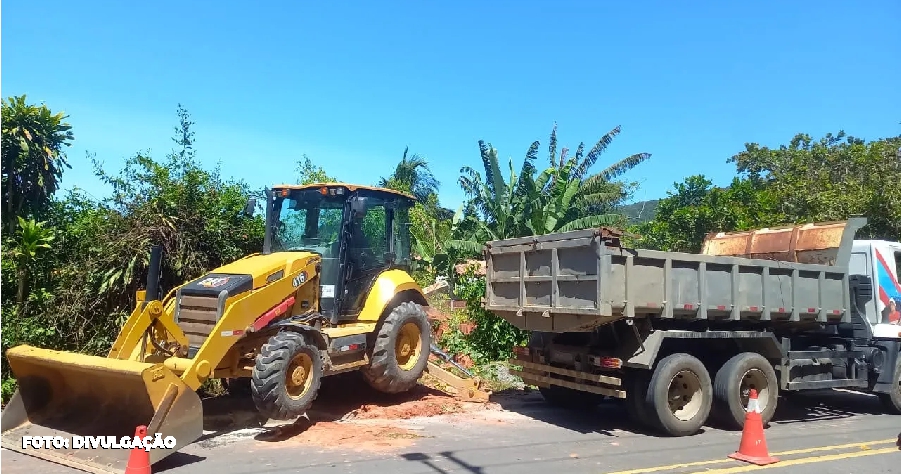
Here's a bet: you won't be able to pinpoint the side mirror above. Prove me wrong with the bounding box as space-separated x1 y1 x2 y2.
243 197 257 217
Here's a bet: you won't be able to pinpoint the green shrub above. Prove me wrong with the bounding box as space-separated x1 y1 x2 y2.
438 266 529 366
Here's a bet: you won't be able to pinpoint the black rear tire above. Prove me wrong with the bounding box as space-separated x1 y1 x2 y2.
712 352 779 430
877 356 901 415
645 353 712 436
361 301 431 394
251 331 323 420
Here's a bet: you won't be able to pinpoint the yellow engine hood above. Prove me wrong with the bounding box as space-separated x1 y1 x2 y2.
187 252 319 294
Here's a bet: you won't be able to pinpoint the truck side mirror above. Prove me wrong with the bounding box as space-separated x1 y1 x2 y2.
243 197 257 217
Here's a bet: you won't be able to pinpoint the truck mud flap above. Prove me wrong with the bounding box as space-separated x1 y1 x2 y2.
1 345 203 473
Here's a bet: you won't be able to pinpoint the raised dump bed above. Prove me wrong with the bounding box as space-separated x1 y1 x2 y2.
483 220 865 333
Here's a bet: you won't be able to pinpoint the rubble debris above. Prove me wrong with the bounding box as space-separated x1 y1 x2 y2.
423 279 450 296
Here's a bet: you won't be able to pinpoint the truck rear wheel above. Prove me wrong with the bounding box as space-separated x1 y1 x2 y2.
712 352 778 430
361 301 430 394
877 356 901 414
645 353 712 436
251 331 323 420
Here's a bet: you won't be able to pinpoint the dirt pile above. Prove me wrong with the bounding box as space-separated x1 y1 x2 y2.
343 393 467 420
204 371 502 453
204 372 495 429
301 372 493 421
249 375 500 452
257 420 425 452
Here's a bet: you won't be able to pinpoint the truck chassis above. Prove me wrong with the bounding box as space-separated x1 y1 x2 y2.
485 220 901 436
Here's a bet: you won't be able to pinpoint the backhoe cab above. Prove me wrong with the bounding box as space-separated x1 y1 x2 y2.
1 182 482 473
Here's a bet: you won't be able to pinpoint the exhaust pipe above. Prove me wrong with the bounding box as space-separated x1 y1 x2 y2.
146 245 164 302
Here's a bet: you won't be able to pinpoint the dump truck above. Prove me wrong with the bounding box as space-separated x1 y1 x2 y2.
487 218 901 436
1 183 487 473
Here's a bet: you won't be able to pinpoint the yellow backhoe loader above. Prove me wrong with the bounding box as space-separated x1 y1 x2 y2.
1 183 488 473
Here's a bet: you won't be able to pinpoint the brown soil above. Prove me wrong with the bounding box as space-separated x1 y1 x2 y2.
205 372 492 428
205 366 502 453
344 393 466 420
243 373 502 453
445 353 470 370
306 373 473 419
255 419 424 452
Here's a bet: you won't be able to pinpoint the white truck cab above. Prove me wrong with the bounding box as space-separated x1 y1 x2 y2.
850 239 901 340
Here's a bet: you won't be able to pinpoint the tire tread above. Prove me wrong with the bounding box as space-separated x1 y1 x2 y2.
361 301 430 394
251 331 322 420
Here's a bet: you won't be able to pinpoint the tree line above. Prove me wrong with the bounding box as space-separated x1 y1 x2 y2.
2 95 899 399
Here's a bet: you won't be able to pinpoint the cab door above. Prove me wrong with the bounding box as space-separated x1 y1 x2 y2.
338 196 392 319
872 242 901 338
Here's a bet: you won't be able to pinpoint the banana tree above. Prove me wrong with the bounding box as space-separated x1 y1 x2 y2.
9 216 55 314
519 123 650 234
457 140 539 242
450 122 652 273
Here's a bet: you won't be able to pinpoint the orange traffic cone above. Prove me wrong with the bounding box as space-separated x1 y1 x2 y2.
124 425 152 474
728 389 779 465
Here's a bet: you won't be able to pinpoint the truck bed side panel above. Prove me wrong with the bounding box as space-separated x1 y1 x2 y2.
484 229 852 333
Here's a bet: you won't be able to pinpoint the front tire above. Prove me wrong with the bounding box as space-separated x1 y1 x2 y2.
712 352 779 430
251 331 323 420
361 301 430 394
645 353 712 436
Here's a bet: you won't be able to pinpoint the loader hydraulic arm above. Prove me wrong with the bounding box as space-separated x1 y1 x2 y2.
107 245 189 361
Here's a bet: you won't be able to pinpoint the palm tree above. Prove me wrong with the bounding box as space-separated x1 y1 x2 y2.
378 148 462 275
378 147 440 202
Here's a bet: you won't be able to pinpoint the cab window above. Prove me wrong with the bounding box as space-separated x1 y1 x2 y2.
894 251 901 282
347 199 388 272
391 205 413 267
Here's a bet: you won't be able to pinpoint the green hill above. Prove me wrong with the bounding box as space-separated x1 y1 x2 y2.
619 199 659 223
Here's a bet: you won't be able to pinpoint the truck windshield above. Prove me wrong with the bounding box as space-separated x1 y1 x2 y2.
271 190 345 257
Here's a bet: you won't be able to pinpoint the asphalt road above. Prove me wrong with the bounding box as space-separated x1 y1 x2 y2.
3 388 899 474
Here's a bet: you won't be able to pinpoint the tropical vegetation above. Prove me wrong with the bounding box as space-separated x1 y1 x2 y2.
2 94 899 401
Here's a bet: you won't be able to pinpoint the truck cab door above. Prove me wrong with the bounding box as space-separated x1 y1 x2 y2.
872 243 901 338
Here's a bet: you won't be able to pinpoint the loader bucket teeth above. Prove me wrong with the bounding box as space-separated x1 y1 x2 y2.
1 345 203 473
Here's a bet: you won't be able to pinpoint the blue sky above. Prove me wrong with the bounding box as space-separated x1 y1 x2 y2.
4 1 899 210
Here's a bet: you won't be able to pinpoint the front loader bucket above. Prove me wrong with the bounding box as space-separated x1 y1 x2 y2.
1 345 203 474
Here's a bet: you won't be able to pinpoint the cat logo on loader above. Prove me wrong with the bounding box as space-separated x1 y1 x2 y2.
1 183 489 473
